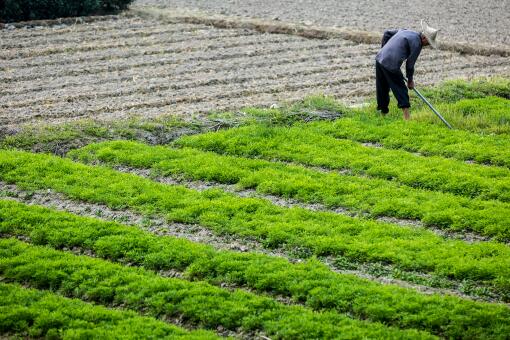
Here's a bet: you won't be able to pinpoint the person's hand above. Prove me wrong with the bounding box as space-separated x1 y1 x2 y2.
407 80 415 89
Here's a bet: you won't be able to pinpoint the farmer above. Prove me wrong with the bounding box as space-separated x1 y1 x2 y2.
375 20 439 120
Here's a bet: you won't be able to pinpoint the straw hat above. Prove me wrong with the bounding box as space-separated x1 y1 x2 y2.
421 20 439 48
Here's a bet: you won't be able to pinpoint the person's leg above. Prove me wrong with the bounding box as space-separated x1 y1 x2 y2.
385 70 410 120
402 107 410 120
375 62 390 114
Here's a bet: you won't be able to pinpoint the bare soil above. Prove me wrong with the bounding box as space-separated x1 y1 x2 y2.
134 0 510 47
1 14 508 128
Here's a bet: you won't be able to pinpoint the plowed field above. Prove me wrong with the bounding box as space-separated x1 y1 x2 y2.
1 14 508 127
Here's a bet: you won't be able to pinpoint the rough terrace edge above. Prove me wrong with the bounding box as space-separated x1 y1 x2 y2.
130 6 510 58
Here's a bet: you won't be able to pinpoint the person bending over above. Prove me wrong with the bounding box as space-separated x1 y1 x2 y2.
375 20 439 120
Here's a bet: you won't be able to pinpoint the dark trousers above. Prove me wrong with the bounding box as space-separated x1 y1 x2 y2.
375 61 410 112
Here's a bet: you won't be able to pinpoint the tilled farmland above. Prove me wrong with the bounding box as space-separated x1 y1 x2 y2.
136 0 510 47
2 82 510 338
1 14 509 128
1 6 510 339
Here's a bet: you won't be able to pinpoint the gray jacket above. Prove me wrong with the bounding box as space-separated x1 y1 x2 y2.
375 29 422 81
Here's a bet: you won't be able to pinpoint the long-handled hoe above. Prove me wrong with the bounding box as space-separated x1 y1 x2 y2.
406 78 453 129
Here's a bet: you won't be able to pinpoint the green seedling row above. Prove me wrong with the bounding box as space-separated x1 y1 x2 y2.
1 150 510 292
417 77 510 104
309 116 510 167
175 124 510 202
71 140 510 240
1 199 509 338
411 96 510 134
0 282 219 339
0 238 433 340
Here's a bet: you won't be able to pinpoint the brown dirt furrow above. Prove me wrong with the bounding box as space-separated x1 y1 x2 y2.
87 84 370 122
0 28 259 60
2 52 377 107
138 0 510 48
0 67 372 121
0 82 370 127
4 52 505 121
0 182 498 303
0 32 351 71
71 57 510 123
0 35 303 81
0 38 357 84
0 22 204 49
3 61 508 128
0 43 496 94
0 44 359 96
417 64 510 86
2 47 484 106
132 6 510 57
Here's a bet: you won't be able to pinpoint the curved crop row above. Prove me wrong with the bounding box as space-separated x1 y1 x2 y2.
0 282 218 339
1 199 509 338
176 125 510 202
72 141 510 240
308 117 510 168
0 238 430 339
1 150 510 289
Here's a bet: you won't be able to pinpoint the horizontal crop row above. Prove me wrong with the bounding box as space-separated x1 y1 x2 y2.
0 23 212 51
0 83 369 127
0 282 218 339
0 238 430 339
1 149 510 290
71 141 510 240
2 72 375 125
1 199 509 338
0 42 347 96
5 55 376 110
1 33 299 81
176 125 510 202
0 28 259 60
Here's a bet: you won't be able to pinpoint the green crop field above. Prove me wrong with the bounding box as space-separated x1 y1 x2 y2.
1 78 510 339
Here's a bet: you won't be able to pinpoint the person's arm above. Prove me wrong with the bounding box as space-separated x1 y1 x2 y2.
381 29 398 47
405 40 422 83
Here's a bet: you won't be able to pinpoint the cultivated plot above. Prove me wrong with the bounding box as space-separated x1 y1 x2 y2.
1 14 508 128
1 80 510 338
